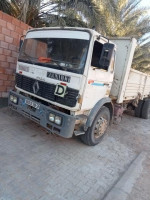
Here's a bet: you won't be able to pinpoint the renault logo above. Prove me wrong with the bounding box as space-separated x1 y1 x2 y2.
33 81 39 94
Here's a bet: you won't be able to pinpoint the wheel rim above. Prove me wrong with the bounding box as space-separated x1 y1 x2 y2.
94 117 108 139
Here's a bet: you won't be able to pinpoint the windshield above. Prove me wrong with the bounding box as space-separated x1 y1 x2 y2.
18 37 89 74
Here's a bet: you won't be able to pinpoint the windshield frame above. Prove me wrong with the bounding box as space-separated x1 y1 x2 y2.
18 30 91 75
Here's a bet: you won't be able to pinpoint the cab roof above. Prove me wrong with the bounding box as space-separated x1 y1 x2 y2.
26 27 109 43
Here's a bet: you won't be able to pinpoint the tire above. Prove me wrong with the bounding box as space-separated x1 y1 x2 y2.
141 99 150 119
135 100 144 118
80 106 110 146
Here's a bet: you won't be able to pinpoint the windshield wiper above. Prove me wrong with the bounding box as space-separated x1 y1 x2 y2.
50 59 75 70
40 59 68 71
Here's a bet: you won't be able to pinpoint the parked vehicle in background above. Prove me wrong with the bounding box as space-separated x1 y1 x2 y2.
8 27 150 146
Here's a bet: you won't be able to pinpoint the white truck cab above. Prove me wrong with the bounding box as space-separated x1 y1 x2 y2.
9 27 150 146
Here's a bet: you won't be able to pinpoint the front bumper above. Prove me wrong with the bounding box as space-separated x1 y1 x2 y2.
8 91 76 138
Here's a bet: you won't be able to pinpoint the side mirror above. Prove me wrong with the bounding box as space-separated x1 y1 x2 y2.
19 35 25 51
99 43 115 70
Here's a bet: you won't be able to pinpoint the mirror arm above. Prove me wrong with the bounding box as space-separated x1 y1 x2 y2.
19 35 25 51
97 35 109 43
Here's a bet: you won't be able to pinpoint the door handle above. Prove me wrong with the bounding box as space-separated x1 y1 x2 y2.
104 83 110 86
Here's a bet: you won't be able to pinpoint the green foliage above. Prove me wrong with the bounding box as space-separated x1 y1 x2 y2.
0 0 13 15
40 0 100 28
95 0 150 73
0 0 45 27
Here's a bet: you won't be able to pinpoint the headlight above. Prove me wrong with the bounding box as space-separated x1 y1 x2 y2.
49 113 55 122
49 113 62 125
13 96 18 104
55 116 62 125
10 95 18 104
10 95 14 102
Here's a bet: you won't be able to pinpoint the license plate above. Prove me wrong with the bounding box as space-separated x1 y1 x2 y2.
25 99 40 109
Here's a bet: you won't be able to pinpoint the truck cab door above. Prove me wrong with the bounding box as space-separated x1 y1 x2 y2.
81 40 115 110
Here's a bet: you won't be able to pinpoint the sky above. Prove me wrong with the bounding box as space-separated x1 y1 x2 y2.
139 0 150 15
140 0 150 7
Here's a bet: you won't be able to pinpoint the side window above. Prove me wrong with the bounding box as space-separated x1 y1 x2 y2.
91 41 103 68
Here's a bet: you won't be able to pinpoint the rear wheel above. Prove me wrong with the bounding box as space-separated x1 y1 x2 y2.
141 99 150 119
80 106 110 146
135 100 144 118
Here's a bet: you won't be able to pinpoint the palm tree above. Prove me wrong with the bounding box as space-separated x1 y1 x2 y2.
0 0 46 27
0 0 14 15
132 38 150 73
39 0 101 27
0 0 100 27
94 0 150 72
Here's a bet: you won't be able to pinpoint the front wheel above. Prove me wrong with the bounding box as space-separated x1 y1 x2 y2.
80 106 110 146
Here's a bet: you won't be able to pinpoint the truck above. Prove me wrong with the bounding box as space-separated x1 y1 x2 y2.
8 27 150 146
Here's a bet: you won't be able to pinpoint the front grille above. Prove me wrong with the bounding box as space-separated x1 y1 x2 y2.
16 73 79 107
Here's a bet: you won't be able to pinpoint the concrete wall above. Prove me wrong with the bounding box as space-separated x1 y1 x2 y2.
0 11 31 105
